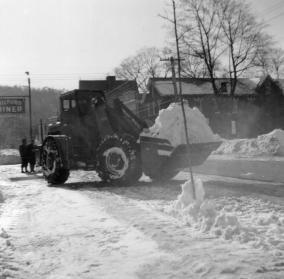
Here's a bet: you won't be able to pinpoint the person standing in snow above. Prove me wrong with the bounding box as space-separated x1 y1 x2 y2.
27 139 36 173
19 138 28 173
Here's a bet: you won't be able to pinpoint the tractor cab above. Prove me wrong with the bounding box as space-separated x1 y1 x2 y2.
48 90 106 134
59 90 105 124
47 90 111 164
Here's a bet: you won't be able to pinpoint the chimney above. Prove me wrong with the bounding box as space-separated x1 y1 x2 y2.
106 76 116 90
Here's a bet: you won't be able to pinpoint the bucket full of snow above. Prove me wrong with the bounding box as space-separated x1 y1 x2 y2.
140 103 221 180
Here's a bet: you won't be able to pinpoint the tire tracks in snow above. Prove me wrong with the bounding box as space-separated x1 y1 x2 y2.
80 180 284 279
0 169 163 279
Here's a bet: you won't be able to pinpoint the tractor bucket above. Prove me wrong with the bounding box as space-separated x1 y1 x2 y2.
140 136 221 179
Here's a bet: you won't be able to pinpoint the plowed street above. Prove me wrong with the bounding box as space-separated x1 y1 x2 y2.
0 165 284 279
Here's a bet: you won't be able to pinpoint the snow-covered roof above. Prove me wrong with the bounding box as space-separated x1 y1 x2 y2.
154 80 213 96
150 78 258 97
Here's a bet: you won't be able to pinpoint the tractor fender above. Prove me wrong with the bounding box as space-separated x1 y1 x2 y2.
41 135 70 169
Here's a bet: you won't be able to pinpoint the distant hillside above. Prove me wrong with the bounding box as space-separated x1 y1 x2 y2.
0 86 63 148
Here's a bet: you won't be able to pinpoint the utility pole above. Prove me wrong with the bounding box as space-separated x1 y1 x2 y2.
40 119 44 144
172 0 196 199
25 71 32 141
160 56 179 102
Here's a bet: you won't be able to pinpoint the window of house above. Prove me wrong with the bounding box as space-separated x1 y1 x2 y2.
247 95 256 102
220 82 228 93
71 99 76 108
62 99 70 111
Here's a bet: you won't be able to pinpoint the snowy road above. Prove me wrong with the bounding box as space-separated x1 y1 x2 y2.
0 165 284 278
195 155 284 183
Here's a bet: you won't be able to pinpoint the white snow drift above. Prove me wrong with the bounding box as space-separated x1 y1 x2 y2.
215 129 284 156
171 177 284 254
145 102 220 147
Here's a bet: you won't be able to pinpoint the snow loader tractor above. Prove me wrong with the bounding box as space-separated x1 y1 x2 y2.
41 89 220 185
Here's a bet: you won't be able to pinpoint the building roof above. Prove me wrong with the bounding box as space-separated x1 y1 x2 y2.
79 76 138 93
148 77 259 97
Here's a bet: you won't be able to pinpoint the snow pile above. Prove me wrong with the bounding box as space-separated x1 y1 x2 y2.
145 103 220 147
171 179 284 252
0 149 20 165
172 179 241 240
175 178 205 208
214 129 284 157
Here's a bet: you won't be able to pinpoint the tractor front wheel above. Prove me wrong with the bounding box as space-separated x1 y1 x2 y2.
41 137 70 185
96 135 142 185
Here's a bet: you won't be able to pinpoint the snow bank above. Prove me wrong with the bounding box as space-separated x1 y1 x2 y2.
144 103 220 147
0 149 20 165
171 179 284 253
214 129 284 157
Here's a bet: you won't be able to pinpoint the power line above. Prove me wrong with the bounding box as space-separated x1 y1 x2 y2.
0 72 109 78
265 10 284 23
259 0 284 17
0 73 113 84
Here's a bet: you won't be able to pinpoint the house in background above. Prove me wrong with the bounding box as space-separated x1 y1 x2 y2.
138 76 284 139
79 76 140 115
255 75 284 131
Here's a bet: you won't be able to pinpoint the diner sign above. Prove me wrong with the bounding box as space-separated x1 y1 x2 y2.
0 98 25 113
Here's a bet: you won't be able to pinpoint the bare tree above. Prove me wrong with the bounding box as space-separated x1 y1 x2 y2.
251 35 284 79
177 0 227 94
218 0 264 95
164 0 268 95
114 47 171 93
254 51 272 76
180 53 209 78
271 47 284 79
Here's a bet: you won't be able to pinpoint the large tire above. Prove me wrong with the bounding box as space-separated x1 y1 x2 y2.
41 137 70 185
96 135 142 185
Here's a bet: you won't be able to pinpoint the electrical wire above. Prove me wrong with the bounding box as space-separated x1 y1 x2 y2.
264 10 284 23
259 0 284 17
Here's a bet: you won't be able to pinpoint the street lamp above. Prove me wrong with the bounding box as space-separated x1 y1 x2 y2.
25 71 32 141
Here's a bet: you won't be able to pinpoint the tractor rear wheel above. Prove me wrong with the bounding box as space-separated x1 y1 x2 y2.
96 135 142 185
41 137 70 185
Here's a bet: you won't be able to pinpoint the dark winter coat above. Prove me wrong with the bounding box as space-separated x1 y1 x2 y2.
26 144 36 164
19 144 28 159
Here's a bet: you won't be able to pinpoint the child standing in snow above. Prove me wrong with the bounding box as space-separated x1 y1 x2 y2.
27 139 36 173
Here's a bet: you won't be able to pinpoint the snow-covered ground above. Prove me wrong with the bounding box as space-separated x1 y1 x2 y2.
0 165 284 278
195 129 284 182
195 154 284 183
0 108 283 278
0 149 20 165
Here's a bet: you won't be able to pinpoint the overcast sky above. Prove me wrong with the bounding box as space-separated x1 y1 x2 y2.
0 0 283 90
